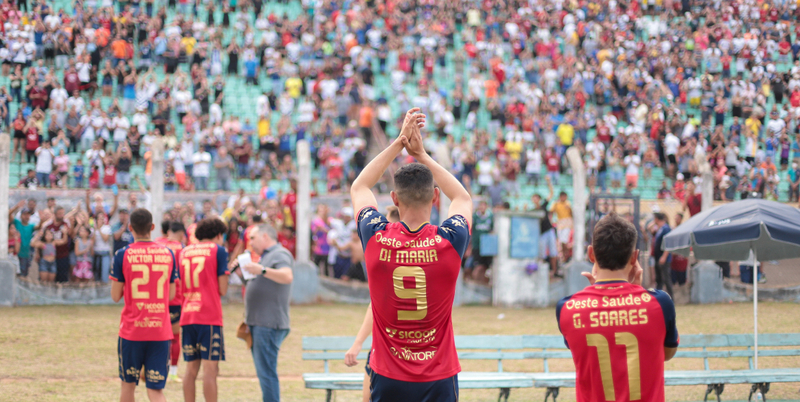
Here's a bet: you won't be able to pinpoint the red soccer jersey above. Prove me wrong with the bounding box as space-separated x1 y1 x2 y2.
110 241 179 341
357 207 470 383
156 238 185 306
557 280 679 402
179 242 230 327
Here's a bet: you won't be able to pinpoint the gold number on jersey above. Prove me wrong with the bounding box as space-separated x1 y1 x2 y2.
586 332 642 401
131 264 170 299
182 257 206 289
392 266 427 320
131 264 150 299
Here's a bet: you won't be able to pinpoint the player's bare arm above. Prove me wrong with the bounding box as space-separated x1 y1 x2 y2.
401 120 473 227
665 347 677 361
218 274 229 296
111 281 124 302
350 108 426 217
345 303 374 367
243 262 293 284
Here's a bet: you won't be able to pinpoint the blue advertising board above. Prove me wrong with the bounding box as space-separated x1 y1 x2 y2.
510 216 540 259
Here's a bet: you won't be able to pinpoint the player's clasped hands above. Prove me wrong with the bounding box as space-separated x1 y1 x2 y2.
581 259 644 286
398 108 427 158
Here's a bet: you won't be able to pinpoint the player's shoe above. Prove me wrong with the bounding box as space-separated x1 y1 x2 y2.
168 373 182 383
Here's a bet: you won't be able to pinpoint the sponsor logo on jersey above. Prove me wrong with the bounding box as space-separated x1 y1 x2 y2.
390 346 437 362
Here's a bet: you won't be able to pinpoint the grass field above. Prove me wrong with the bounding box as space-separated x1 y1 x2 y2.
1 302 799 402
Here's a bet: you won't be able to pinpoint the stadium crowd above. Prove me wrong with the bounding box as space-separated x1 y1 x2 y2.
6 0 800 286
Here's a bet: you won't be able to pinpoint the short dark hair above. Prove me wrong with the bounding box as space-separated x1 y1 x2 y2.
129 208 153 236
161 220 171 235
194 218 227 241
592 213 637 271
169 221 185 234
653 212 667 222
393 163 434 206
252 215 263 223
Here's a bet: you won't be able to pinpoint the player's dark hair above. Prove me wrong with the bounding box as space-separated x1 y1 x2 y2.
194 217 227 241
169 221 185 234
161 220 171 235
129 208 153 236
592 213 637 271
252 215 263 223
393 163 434 206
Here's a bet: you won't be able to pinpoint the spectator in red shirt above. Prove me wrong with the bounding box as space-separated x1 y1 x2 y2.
683 181 702 216
545 147 561 185
30 83 47 110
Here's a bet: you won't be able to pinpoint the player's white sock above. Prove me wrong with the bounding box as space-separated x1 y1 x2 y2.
169 365 178 376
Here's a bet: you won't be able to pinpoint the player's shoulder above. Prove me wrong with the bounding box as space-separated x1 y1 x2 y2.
114 244 132 258
645 288 676 309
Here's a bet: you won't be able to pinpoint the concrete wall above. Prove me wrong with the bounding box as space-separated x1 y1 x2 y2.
492 212 550 308
0 259 16 307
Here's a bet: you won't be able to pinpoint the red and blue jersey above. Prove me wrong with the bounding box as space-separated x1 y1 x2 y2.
111 241 179 341
556 280 679 402
357 206 470 383
156 238 185 307
179 242 230 327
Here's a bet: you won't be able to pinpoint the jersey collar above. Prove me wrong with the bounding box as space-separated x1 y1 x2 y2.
400 221 429 233
594 279 628 285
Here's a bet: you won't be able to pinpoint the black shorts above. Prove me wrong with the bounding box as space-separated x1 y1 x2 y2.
370 371 458 402
781 157 789 166
671 269 687 286
169 305 181 325
14 129 24 139
667 154 677 165
182 324 225 362
118 337 170 389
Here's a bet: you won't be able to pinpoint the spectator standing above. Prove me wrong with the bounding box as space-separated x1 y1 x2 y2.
10 201 35 277
45 206 71 283
652 212 673 299
112 209 134 253
92 212 113 283
311 204 331 277
35 140 55 187
215 147 235 192
192 148 211 191
241 224 295 402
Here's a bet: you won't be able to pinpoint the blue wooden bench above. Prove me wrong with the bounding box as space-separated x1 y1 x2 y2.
527 333 800 402
302 335 538 402
304 334 800 402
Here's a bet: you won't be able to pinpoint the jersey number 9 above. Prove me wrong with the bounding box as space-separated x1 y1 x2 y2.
393 266 427 321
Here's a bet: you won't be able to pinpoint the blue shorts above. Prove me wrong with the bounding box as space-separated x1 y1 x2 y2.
370 371 458 402
182 324 225 362
365 351 372 375
117 337 170 389
540 228 558 258
39 259 56 273
169 306 181 325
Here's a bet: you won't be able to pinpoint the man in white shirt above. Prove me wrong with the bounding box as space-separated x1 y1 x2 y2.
256 92 270 119
131 109 149 135
623 153 641 189
35 141 55 187
49 83 68 110
319 78 338 100
192 150 211 191
66 92 85 115
111 114 130 150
